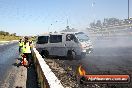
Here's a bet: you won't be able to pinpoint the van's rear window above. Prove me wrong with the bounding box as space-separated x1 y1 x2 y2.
37 36 49 44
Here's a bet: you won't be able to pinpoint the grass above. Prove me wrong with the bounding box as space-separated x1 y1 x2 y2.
0 35 21 41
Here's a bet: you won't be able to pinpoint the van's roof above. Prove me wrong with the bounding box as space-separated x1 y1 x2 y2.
38 32 85 36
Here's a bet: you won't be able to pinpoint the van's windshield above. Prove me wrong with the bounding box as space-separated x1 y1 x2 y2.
37 36 49 44
75 33 89 42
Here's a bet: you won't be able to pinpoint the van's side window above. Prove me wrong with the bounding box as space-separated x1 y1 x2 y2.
66 34 73 41
37 36 49 44
66 34 79 43
50 35 62 43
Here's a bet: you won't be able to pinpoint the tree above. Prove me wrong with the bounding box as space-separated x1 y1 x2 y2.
5 32 9 36
96 20 102 28
90 22 96 28
10 33 16 36
12 33 16 36
0 31 5 35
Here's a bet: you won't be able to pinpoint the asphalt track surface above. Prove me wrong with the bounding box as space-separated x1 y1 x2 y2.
0 42 38 88
0 43 18 87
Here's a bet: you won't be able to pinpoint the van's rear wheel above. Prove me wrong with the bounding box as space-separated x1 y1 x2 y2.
67 50 75 60
41 50 49 58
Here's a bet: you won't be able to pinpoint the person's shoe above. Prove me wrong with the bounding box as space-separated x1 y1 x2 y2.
17 62 21 67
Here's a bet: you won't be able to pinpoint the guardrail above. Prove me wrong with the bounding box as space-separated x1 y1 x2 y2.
32 48 64 88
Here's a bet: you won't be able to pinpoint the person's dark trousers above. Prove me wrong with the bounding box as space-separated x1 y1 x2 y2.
19 46 22 53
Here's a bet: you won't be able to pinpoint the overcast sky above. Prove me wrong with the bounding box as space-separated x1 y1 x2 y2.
0 0 131 36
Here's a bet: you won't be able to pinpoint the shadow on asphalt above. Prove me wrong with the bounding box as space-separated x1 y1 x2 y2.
26 64 38 88
12 58 22 67
12 57 38 88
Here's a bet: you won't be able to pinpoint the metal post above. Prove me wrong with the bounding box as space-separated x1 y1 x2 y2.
128 0 129 19
67 18 68 27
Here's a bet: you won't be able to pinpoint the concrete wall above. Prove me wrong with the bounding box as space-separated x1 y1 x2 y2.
32 48 64 88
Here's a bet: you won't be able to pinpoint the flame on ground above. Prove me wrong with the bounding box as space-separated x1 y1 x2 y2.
78 65 86 76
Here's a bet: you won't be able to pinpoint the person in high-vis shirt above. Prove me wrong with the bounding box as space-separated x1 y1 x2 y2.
22 36 32 67
18 39 23 53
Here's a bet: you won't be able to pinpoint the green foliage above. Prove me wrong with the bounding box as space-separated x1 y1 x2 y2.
0 31 9 36
0 31 20 41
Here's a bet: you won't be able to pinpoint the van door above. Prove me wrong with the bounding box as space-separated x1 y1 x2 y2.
49 35 66 56
65 34 81 55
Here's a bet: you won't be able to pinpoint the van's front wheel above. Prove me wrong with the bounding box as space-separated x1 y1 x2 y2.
67 50 75 60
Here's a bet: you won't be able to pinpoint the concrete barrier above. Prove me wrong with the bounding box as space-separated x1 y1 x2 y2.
32 48 64 88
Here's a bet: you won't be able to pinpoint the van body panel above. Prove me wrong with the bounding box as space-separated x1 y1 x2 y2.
35 32 93 58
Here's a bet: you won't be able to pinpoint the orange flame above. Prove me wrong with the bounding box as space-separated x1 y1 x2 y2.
78 65 86 76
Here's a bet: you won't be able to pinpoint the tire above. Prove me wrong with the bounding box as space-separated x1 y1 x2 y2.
67 50 75 60
41 50 49 58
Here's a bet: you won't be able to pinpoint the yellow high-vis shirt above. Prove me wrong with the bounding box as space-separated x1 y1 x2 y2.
19 42 23 46
22 42 31 53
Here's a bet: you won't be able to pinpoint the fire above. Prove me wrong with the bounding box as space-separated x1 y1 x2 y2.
78 65 86 76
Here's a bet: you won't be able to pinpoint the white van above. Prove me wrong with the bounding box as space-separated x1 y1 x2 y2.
35 32 93 59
